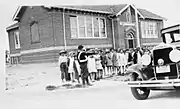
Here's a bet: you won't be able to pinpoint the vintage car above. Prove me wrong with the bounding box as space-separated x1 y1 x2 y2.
127 24 180 100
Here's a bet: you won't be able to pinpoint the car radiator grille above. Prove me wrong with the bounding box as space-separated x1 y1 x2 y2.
153 47 179 79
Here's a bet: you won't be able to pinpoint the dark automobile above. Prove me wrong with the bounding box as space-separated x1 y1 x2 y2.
127 24 180 100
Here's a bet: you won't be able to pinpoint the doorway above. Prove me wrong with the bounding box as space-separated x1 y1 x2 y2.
126 32 135 49
128 39 134 48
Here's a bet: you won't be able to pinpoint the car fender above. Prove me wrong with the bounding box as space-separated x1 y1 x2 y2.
126 64 150 81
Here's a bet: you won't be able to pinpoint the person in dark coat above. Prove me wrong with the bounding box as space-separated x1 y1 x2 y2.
77 45 96 86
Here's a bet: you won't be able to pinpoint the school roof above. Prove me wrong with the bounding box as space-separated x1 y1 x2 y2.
9 4 166 30
6 22 19 31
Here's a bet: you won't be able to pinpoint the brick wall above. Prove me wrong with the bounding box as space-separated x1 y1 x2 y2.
19 6 54 51
15 6 113 64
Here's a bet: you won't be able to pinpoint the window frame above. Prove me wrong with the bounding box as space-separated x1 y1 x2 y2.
69 15 107 39
30 21 40 44
14 30 20 49
141 21 158 38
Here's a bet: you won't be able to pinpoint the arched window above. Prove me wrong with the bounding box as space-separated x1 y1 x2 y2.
30 21 40 43
126 32 134 39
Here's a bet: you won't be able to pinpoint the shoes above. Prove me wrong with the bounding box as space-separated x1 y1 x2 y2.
81 85 88 88
87 83 93 86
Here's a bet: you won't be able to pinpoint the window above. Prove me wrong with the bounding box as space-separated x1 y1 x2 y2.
141 21 158 38
30 22 40 43
99 18 106 37
78 16 86 38
70 16 78 38
93 17 100 37
86 17 93 37
126 12 131 22
69 15 107 38
174 34 180 41
164 33 172 43
14 31 20 49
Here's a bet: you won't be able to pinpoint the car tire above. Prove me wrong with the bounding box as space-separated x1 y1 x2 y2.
131 87 150 100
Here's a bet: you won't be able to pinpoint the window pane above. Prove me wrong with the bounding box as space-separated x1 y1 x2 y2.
174 34 180 42
14 31 20 49
86 17 93 37
93 18 99 37
141 22 145 38
70 16 78 38
78 16 85 37
100 18 106 37
79 27 86 37
31 23 40 42
165 33 172 43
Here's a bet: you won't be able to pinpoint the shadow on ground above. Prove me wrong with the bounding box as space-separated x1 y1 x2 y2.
45 83 88 91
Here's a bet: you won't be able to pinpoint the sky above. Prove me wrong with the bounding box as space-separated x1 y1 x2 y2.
0 0 180 51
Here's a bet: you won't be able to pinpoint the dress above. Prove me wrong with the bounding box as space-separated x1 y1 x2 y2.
106 53 113 67
112 52 118 67
117 53 126 66
87 56 97 73
68 57 75 73
95 54 103 70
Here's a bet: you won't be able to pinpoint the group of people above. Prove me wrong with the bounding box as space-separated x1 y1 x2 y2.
58 45 151 87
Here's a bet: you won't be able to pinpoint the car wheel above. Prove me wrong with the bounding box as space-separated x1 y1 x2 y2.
131 87 150 100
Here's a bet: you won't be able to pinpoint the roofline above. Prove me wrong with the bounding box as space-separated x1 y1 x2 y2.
12 5 166 21
12 6 22 21
116 4 145 19
6 23 19 31
161 24 180 34
47 6 112 14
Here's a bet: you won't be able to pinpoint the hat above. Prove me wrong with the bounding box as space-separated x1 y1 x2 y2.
59 50 67 55
78 45 84 50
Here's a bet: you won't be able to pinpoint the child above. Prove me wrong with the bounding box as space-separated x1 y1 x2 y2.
58 50 68 83
117 49 126 75
74 55 81 83
106 49 113 76
95 50 103 80
67 51 76 83
87 53 97 82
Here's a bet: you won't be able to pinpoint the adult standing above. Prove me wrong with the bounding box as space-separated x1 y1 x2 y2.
77 45 94 86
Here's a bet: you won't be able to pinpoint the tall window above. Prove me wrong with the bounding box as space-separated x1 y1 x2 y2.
69 15 107 38
86 17 93 37
93 17 100 37
78 16 86 37
14 31 20 49
141 21 158 38
70 16 78 38
126 7 131 22
30 22 40 43
99 18 106 37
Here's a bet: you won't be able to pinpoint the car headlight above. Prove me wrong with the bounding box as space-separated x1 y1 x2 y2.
169 49 180 62
141 54 151 66
158 58 164 66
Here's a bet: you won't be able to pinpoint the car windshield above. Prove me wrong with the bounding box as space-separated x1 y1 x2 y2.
164 33 180 43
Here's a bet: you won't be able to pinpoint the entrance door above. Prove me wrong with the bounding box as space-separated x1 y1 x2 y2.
128 39 134 48
126 32 135 49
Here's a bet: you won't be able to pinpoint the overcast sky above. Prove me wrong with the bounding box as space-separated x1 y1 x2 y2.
0 0 180 51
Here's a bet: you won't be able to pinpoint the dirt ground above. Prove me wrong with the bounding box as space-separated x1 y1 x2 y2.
6 62 128 90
